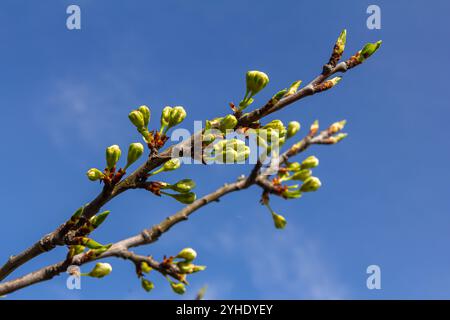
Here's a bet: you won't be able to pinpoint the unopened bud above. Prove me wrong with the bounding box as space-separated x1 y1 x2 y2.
106 145 121 170
309 120 319 136
81 238 112 250
125 142 144 169
281 189 302 199
246 70 269 97
271 89 287 103
170 179 196 193
329 120 346 134
160 106 172 128
141 278 154 292
219 114 238 131
165 192 197 204
359 40 382 62
86 262 112 278
176 248 197 261
168 106 187 129
138 105 151 128
89 210 110 229
286 162 301 171
141 262 152 274
170 282 186 295
286 80 302 96
336 29 347 56
87 168 104 181
272 212 287 229
128 110 145 129
300 176 322 192
192 265 207 273
291 169 312 181
287 121 301 139
151 158 181 175
301 156 319 169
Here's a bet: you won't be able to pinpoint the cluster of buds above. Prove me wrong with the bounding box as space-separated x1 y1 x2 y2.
129 105 168 150
160 106 187 134
239 70 269 110
167 248 206 295
86 143 144 185
205 138 251 163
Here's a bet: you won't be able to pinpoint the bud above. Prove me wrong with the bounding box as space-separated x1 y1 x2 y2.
309 120 319 136
160 106 172 129
329 120 346 134
168 106 187 129
128 110 145 129
70 245 85 255
170 282 186 295
176 248 197 261
263 120 286 138
282 189 302 199
125 142 144 169
286 162 301 172
219 114 238 131
335 29 347 56
89 210 110 229
177 261 194 274
300 176 322 192
286 80 302 96
150 158 181 175
287 121 301 139
86 262 112 278
138 105 151 128
141 261 152 274
70 206 84 222
106 145 121 170
246 70 269 96
141 278 154 292
271 89 287 103
81 238 112 250
359 40 382 62
291 169 312 181
87 168 104 181
192 265 207 273
168 179 196 193
272 212 287 229
164 192 197 204
330 132 348 143
300 156 319 169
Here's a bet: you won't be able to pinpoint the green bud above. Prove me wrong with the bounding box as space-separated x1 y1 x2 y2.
106 145 121 170
336 29 347 56
125 142 144 169
291 169 312 181
246 70 269 96
141 262 152 274
300 176 322 192
160 106 172 128
87 168 104 181
177 261 194 274
164 158 181 171
164 192 197 204
300 156 319 169
89 210 110 229
138 105 151 128
263 120 286 138
219 114 238 131
141 278 154 292
272 212 287 229
286 162 301 172
271 89 287 103
331 132 348 143
176 248 197 261
286 80 302 96
128 110 145 129
168 106 187 129
70 245 85 255
287 121 301 139
359 40 382 62
192 265 207 273
70 206 84 222
81 238 112 250
167 179 196 193
170 282 186 295
86 262 112 278
282 189 302 199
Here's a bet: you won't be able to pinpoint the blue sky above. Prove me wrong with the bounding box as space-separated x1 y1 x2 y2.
1 0 450 299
